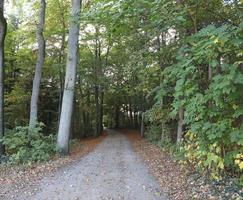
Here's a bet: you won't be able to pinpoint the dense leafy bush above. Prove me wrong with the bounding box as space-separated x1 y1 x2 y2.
145 123 161 143
146 23 243 181
1 123 57 163
178 24 243 179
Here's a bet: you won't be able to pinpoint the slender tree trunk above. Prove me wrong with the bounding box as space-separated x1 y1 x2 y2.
82 110 86 137
57 0 82 154
94 85 100 136
177 107 184 143
98 42 103 134
29 0 46 130
141 113 145 138
0 2 7 155
129 99 133 128
94 28 100 137
127 107 130 127
86 90 91 134
133 104 138 128
160 98 165 140
115 105 119 128
99 90 104 132
208 64 212 81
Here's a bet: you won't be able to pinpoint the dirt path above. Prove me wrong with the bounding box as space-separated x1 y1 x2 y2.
16 130 166 200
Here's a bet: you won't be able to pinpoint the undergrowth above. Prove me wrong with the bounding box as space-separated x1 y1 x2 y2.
145 124 243 188
0 123 57 164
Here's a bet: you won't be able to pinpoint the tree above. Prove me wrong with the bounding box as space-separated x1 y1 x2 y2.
0 1 7 155
29 0 46 130
57 0 82 154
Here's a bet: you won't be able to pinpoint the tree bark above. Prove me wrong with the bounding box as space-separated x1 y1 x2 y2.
0 1 7 155
208 64 212 81
160 98 165 140
177 107 184 143
94 28 101 137
141 113 145 138
99 90 104 132
57 0 82 154
115 105 119 128
86 90 91 134
129 99 133 128
94 85 100 136
29 0 46 130
57 13 66 126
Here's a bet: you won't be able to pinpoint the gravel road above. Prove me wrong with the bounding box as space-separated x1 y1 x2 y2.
19 130 167 200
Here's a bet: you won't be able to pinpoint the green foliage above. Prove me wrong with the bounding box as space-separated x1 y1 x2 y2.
1 123 57 163
145 124 161 143
147 22 243 179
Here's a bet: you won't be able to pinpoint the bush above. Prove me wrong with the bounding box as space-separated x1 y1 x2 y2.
1 123 57 163
145 124 161 143
0 155 9 164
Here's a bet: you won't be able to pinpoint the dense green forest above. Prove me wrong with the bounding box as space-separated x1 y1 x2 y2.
0 0 242 185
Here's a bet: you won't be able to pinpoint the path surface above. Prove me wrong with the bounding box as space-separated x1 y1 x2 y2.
19 130 166 200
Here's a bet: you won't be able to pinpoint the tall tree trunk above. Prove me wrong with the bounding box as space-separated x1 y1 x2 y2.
57 1 66 126
94 28 100 137
208 64 212 81
57 0 82 154
57 36 65 126
129 99 133 128
0 1 7 155
86 90 91 134
94 85 100 136
29 0 46 130
161 98 165 140
141 113 145 138
82 110 86 137
99 90 104 132
115 105 119 128
126 106 130 127
133 103 137 128
177 107 184 143
98 41 103 134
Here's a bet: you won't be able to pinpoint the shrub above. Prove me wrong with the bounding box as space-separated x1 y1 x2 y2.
1 123 57 163
145 124 161 143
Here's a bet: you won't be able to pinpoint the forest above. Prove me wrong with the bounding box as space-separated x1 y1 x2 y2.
0 0 242 199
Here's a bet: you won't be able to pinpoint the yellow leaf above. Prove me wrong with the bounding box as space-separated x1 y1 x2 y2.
235 159 240 164
239 162 243 170
213 38 219 44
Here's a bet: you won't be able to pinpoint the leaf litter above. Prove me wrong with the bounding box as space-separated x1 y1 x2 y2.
0 133 107 200
123 129 242 200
